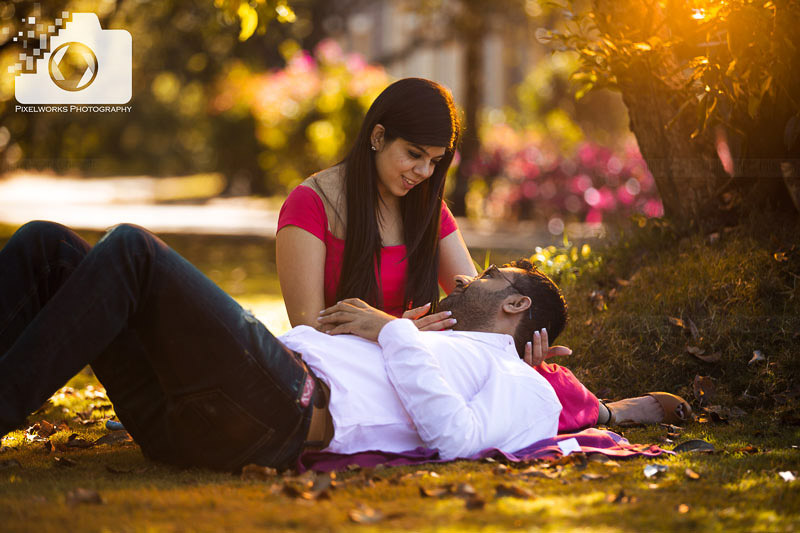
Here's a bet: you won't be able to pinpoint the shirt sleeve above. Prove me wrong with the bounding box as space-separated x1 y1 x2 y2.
439 202 458 239
377 319 560 459
277 185 327 241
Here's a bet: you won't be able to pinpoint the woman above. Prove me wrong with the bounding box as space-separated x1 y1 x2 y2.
276 78 477 330
277 78 603 433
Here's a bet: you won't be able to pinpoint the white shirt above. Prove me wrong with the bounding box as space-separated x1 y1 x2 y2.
278 319 561 460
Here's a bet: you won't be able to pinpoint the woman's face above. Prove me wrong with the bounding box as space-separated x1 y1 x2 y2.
371 125 447 199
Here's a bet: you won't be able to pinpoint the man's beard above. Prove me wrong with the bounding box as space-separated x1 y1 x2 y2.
437 286 509 333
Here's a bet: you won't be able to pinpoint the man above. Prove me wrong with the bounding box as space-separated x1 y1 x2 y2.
0 222 688 471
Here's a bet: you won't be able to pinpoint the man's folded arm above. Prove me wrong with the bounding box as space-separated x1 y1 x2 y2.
377 319 559 459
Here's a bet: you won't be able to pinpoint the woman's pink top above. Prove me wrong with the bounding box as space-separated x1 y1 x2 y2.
278 184 599 433
277 184 458 317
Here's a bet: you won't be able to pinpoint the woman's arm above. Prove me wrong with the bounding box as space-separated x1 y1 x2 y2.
276 226 327 328
437 229 477 293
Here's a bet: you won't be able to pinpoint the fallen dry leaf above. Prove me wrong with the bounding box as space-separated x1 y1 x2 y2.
581 473 608 481
35 420 57 437
419 485 452 498
281 483 306 499
455 483 477 497
495 484 534 499
308 472 334 500
54 456 77 468
66 434 94 449
240 464 278 481
668 317 686 329
517 466 560 479
546 452 587 469
693 375 716 403
684 468 700 480
419 482 476 500
589 290 606 312
607 489 636 504
464 495 486 510
93 431 132 446
280 471 334 501
493 464 510 475
349 504 384 524
735 445 760 454
686 345 705 356
65 488 103 506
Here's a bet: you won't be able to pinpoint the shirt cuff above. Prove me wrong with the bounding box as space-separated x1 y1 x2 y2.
377 318 418 347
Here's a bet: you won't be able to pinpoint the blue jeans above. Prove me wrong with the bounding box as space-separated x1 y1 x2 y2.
0 221 313 470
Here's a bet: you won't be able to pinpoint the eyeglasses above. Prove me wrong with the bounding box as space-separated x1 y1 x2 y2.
464 265 532 319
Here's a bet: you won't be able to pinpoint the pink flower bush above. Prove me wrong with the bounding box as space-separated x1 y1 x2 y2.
471 126 663 229
211 40 389 188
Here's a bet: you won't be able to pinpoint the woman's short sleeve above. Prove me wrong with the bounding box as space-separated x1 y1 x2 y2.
278 185 327 241
439 202 458 239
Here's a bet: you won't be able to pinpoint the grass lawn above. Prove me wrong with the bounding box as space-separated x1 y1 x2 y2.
1 218 799 532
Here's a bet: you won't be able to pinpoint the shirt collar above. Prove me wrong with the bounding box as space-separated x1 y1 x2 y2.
439 330 518 355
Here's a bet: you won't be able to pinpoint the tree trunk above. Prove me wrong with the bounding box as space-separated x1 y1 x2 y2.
591 0 726 226
449 13 485 217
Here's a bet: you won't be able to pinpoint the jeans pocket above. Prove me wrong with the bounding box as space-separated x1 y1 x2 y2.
168 388 275 470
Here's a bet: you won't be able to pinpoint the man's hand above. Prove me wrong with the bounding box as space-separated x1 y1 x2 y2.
317 298 396 341
402 302 457 331
523 327 573 368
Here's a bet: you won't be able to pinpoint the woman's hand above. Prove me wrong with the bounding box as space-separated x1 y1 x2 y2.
402 302 457 331
317 298 396 341
523 327 573 368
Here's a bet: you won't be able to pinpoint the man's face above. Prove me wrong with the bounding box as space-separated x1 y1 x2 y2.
438 265 524 332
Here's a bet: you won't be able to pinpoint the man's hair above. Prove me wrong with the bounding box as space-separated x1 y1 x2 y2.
504 259 569 358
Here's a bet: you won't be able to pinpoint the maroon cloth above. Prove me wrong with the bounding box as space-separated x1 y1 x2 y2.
297 428 671 473
535 362 599 433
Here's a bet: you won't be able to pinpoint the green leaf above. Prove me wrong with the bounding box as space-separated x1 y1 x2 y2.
575 82 595 100
237 2 258 42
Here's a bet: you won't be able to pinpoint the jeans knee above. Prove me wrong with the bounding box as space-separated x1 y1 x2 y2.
16 220 71 243
99 223 157 257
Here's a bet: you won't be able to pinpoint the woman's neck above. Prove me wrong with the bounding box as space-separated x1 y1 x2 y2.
376 180 401 213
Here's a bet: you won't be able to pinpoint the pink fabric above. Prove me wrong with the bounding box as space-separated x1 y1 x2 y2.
297 428 671 472
534 362 599 432
277 185 457 316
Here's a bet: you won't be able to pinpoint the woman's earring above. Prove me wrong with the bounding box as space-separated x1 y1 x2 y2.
370 145 377 151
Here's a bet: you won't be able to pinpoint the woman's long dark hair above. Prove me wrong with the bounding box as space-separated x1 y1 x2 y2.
336 78 461 312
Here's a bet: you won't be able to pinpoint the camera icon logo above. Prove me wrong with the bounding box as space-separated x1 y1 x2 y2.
49 42 98 92
14 13 131 104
